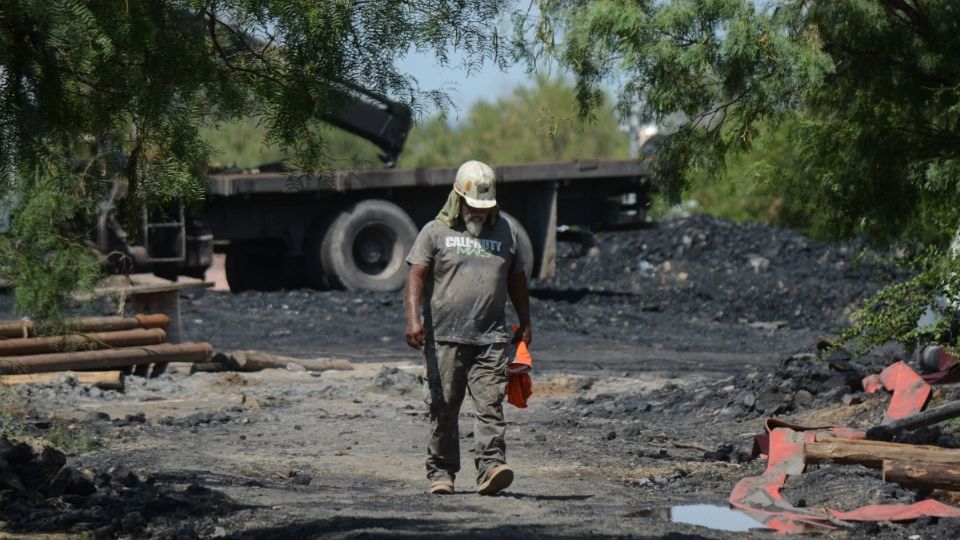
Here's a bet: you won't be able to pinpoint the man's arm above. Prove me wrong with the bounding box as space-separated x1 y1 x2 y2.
404 264 430 349
507 271 532 344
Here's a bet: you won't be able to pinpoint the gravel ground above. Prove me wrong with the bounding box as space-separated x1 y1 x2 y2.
1 214 958 539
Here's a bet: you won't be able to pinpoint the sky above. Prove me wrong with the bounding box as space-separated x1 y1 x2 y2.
396 49 533 122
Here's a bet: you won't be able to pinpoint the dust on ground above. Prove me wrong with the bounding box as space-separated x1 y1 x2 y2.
3 215 958 539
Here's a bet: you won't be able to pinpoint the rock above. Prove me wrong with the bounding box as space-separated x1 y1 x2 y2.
39 446 66 474
91 525 116 540
185 483 211 495
211 526 228 538
124 412 146 423
0 438 17 461
742 393 756 408
795 390 814 406
292 473 312 486
748 256 770 273
704 443 753 464
114 469 141 487
371 366 421 396
84 411 111 422
47 466 97 496
842 393 865 405
120 511 144 533
605 430 617 440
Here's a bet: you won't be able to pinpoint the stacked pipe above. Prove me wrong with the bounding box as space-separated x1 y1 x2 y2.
0 314 213 387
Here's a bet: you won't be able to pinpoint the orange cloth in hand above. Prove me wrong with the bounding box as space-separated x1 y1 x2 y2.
507 371 532 408
506 339 533 408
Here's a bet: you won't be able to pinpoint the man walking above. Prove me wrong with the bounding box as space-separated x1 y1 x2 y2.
404 160 532 496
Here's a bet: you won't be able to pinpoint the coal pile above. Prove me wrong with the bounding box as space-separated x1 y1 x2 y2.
784 464 917 511
537 214 902 330
0 436 244 537
0 438 95 503
577 347 900 424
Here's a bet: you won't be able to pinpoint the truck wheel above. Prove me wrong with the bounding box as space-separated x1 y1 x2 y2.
225 243 283 292
319 200 418 292
501 212 534 281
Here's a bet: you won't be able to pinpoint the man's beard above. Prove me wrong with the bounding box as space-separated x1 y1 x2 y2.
465 216 485 237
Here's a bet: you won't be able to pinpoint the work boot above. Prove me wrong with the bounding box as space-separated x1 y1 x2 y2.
477 464 513 496
429 479 455 495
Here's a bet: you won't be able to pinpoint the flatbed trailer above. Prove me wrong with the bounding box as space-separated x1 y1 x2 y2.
204 158 653 292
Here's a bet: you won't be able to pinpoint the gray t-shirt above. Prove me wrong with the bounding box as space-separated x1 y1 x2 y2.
406 217 527 345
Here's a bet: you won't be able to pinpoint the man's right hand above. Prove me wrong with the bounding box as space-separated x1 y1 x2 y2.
405 321 426 349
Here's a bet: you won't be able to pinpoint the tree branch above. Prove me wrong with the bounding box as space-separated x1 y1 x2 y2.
877 0 936 46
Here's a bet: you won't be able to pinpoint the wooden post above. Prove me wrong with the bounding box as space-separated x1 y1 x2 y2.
0 314 169 339
0 343 212 375
805 436 960 468
883 459 960 491
0 371 125 391
0 328 166 356
867 398 960 441
523 181 558 280
0 370 125 390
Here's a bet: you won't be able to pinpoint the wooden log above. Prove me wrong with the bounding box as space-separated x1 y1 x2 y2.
0 328 166 356
0 343 213 375
0 371 125 391
883 459 960 491
0 314 170 339
213 350 353 372
867 398 960 441
806 435 960 468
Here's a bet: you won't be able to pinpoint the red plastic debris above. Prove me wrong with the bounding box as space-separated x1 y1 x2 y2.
753 418 863 458
831 500 960 522
861 361 931 421
731 428 836 533
731 360 960 534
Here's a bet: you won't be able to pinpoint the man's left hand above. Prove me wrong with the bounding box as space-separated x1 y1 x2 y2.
512 324 532 345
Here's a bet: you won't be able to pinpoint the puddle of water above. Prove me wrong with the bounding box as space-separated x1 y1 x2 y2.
669 504 767 532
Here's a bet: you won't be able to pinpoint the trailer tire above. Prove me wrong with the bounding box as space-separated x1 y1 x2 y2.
319 200 418 292
501 212 534 281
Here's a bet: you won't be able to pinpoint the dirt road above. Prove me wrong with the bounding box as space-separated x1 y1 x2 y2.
4 215 957 538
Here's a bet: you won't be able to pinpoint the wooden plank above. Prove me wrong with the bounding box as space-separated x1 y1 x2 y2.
89 273 213 297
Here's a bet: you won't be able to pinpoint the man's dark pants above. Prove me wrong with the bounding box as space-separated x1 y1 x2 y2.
423 339 508 484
